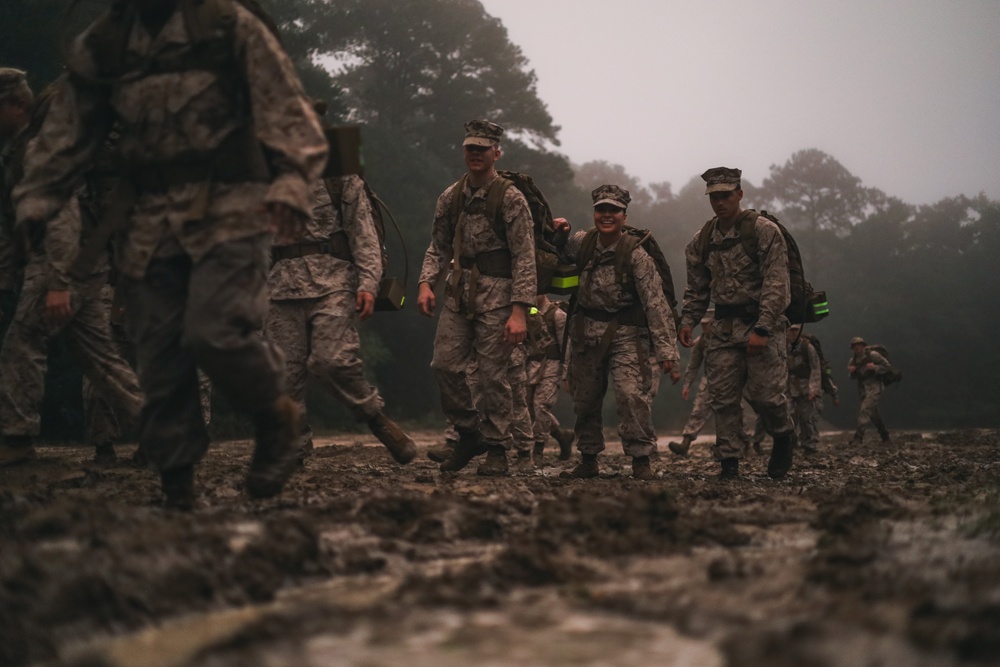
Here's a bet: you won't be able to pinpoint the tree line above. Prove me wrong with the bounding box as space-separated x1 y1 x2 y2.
3 0 996 438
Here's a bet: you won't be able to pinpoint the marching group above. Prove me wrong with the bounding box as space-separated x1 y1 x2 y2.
0 0 898 510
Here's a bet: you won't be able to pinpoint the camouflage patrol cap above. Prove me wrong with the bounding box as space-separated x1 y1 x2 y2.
789 323 802 332
701 167 742 194
591 184 631 210
0 68 29 103
463 119 504 147
850 336 866 347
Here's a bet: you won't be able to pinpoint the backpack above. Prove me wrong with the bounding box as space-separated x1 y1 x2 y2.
576 226 679 322
448 170 561 294
865 344 903 385
696 209 828 324
799 332 837 395
324 176 407 311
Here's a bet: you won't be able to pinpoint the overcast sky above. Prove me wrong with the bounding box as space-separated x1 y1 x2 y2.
478 0 1000 205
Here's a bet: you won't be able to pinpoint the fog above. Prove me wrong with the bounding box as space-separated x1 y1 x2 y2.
479 0 1000 204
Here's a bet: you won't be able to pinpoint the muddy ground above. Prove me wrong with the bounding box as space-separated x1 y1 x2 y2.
1 428 999 667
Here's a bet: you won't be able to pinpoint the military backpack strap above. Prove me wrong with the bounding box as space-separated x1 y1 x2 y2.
614 230 645 288
447 175 470 304
738 209 760 260
485 176 515 241
696 217 717 265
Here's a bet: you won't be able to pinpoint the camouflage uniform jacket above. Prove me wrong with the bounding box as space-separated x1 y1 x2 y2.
787 337 821 398
419 174 536 313
530 299 567 359
849 349 891 389
682 335 707 391
14 4 327 280
680 214 790 342
563 230 678 364
269 176 382 300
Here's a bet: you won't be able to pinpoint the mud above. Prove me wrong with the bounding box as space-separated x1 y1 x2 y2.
2 429 999 666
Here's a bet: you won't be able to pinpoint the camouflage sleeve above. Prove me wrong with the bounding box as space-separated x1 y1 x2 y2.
753 217 791 332
680 231 711 331
631 246 679 363
235 6 327 218
15 75 112 226
558 229 587 264
807 341 822 397
340 176 381 295
418 186 457 287
683 336 705 389
552 304 567 350
502 187 536 306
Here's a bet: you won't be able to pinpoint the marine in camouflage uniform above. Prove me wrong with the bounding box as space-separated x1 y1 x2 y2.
526 295 573 464
784 324 822 453
417 120 536 477
558 185 678 481
266 175 416 465
14 0 327 507
679 167 795 480
847 336 891 445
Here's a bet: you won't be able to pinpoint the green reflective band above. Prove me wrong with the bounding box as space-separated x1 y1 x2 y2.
529 306 539 315
551 275 580 289
400 297 405 306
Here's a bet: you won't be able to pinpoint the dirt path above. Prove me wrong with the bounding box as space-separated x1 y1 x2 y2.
2 429 998 666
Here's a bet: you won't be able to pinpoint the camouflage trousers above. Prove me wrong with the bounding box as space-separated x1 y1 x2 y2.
569 328 656 458
855 380 886 437
265 291 384 449
527 357 562 446
431 305 514 449
121 234 284 472
705 333 793 461
789 394 821 449
685 377 757 439
0 269 143 438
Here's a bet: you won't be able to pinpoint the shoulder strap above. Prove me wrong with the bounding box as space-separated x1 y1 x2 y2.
615 231 645 288
577 228 600 272
738 209 759 260
323 176 345 213
485 176 514 240
697 218 716 264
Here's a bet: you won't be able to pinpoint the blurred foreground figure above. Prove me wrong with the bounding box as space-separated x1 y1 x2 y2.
678 167 795 480
13 0 327 507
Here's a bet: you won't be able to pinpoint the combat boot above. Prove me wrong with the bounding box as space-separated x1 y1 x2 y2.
552 427 575 460
514 448 534 472
719 457 739 479
631 455 654 480
477 445 510 477
440 429 486 472
161 464 194 511
752 440 763 455
532 441 546 466
296 437 314 466
368 412 417 464
849 428 864 446
560 453 599 479
0 435 37 467
427 442 455 463
93 443 117 466
767 432 795 480
668 434 693 457
246 395 302 499
879 429 891 443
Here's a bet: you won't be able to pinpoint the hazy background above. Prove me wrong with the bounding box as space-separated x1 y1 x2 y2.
480 0 1000 205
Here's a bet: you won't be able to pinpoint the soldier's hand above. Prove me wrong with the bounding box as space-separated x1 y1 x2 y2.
417 282 436 317
682 386 691 401
505 304 528 345
265 202 305 244
670 366 681 384
356 291 375 321
848 365 856 374
659 360 674 375
553 217 571 234
679 325 694 347
45 290 73 324
865 362 876 370
747 331 768 355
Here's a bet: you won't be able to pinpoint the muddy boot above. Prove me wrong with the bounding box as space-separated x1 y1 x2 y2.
440 430 486 472
767 432 794 480
161 464 194 511
752 440 763 455
296 437 314 466
668 434 693 457
129 445 149 468
532 441 546 467
849 428 864 446
560 453 599 479
427 442 455 463
719 457 739 479
0 436 37 467
246 395 302 499
631 455 654 480
514 448 534 472
552 428 575 461
879 429 891 443
477 445 510 477
368 412 417 464
93 444 117 466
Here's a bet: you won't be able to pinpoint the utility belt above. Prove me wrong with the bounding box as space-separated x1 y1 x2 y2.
579 303 648 328
713 301 759 323
272 232 352 263
457 249 513 278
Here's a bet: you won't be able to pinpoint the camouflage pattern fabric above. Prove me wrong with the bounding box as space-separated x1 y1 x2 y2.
269 175 382 300
527 299 566 445
849 349 891 439
785 337 822 449
509 344 533 453
14 5 326 280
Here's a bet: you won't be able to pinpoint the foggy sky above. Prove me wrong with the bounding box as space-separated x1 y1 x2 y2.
478 0 1000 205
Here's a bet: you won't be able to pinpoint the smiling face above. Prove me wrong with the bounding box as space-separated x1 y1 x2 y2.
593 203 626 241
